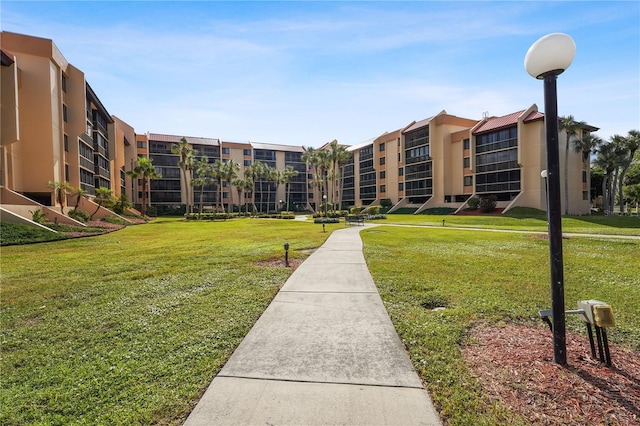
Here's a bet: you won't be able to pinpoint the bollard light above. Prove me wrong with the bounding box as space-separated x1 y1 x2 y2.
284 242 290 267
525 32 576 365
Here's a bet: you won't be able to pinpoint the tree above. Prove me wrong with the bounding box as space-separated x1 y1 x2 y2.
232 177 245 213
594 139 624 214
223 159 240 213
70 186 88 211
559 115 585 215
171 138 195 214
590 167 604 201
127 157 161 217
302 146 319 210
91 186 113 220
192 156 214 218
210 159 225 213
266 167 279 213
617 130 639 213
334 144 351 210
316 149 330 214
572 133 602 213
242 175 256 214
249 161 266 213
282 165 299 211
113 194 133 215
48 181 73 214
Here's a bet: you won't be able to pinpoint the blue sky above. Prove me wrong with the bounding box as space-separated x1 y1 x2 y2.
2 1 638 147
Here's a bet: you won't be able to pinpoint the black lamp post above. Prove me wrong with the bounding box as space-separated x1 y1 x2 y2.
284 242 290 267
525 32 576 365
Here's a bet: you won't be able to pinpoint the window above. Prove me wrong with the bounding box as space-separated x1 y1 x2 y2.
379 171 386 179
86 122 93 136
64 134 69 152
379 157 385 166
62 74 67 92
379 143 385 152
463 138 470 150
65 164 70 181
243 149 251 156
137 141 147 149
582 171 587 183
464 157 470 168
583 191 589 200
244 160 252 166
398 182 404 191
379 185 386 193
399 168 404 176
464 176 473 186
222 147 230 154
63 104 68 122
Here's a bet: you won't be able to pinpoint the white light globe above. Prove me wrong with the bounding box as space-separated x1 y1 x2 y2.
541 170 548 178
525 33 576 79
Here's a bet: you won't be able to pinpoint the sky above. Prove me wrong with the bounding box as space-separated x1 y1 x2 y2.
2 1 639 147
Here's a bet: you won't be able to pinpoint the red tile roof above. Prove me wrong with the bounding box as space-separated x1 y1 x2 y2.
473 110 524 134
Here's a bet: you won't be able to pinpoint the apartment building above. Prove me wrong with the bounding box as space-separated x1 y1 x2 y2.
345 107 597 215
0 32 135 223
1 31 598 223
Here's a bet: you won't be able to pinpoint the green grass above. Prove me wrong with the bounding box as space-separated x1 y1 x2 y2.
361 226 640 425
383 208 640 236
0 217 336 425
0 222 70 246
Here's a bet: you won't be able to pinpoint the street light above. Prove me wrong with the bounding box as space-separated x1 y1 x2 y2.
284 242 290 267
323 194 327 218
525 33 576 365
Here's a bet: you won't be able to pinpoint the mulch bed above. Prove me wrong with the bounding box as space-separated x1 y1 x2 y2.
462 324 640 425
61 219 142 238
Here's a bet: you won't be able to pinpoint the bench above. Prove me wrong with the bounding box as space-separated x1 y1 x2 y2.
344 215 365 226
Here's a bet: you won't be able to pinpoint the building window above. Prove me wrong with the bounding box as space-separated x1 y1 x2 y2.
244 160 252 166
379 143 385 152
583 191 589 200
463 138 470 150
398 182 404 191
464 157 470 168
243 149 251 156
399 167 404 176
464 176 473 186
65 164 70 181
222 147 230 154
380 185 386 193
63 104 68 122
379 157 385 166
62 74 67 92
64 134 69 152
137 141 147 149
582 171 588 182
379 171 386 179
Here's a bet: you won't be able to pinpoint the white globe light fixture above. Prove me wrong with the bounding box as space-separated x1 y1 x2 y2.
525 33 576 365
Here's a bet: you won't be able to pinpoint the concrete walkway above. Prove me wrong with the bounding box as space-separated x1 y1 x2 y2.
184 225 441 425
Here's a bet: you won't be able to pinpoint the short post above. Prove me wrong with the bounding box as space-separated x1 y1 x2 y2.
442 219 445 227
322 223 326 233
284 242 290 267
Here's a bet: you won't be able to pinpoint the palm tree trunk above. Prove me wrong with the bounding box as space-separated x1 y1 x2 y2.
199 186 205 219
564 138 570 215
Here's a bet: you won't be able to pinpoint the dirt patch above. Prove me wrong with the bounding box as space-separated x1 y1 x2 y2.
462 324 640 425
254 258 303 270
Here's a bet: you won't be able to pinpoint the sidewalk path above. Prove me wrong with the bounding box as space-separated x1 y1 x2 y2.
184 225 441 425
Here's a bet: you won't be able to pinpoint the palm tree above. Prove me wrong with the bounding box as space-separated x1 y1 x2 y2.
232 177 245 213
48 181 73 214
127 157 161 217
266 167 279 213
302 146 319 210
572 133 602 213
193 156 214 218
209 159 225 212
617 130 640 213
334 144 351 211
282 165 299 211
594 139 624 214
90 186 113 220
559 116 585 215
171 138 195 214
249 161 266 212
242 175 256 214
316 149 331 214
70 186 88 211
223 159 240 213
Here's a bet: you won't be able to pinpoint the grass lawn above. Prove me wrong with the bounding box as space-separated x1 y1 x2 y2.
361 226 640 425
0 217 336 425
384 208 640 236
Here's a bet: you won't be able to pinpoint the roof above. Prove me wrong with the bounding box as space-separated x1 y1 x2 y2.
250 142 305 153
86 82 114 123
1 49 14 66
148 133 220 146
347 138 375 152
473 109 599 134
402 116 434 133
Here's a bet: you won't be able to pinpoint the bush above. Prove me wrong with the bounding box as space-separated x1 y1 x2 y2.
380 198 393 208
479 195 497 213
185 213 232 221
68 209 90 223
467 197 480 210
30 209 47 224
364 205 381 215
350 206 364 215
313 217 340 224
366 214 387 220
102 216 128 225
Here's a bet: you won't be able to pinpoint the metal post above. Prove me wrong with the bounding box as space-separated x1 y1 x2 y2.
543 73 567 365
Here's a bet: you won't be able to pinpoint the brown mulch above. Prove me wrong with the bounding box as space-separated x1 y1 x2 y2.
462 324 640 425
254 258 303 270
61 220 134 238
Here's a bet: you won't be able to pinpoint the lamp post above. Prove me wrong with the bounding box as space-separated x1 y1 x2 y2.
323 194 327 218
284 242 290 267
525 33 576 365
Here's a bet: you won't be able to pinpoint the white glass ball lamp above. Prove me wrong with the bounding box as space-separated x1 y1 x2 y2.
525 33 576 79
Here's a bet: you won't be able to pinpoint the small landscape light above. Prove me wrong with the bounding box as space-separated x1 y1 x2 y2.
284 242 290 267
